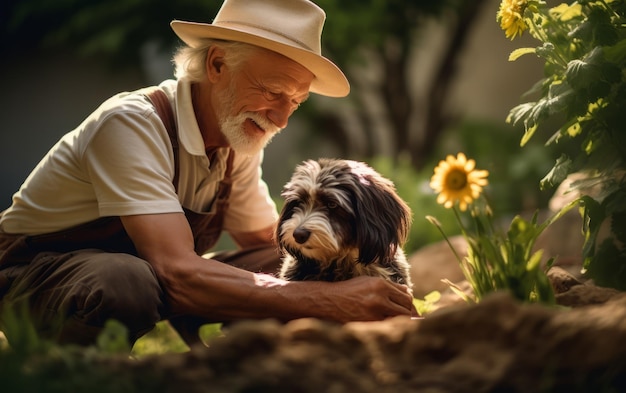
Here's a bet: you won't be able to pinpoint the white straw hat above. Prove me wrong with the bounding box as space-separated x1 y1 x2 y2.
170 0 350 97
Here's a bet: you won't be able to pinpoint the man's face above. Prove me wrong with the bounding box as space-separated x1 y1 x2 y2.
216 50 314 156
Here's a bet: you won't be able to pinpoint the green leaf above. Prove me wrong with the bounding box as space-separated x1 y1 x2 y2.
96 319 131 354
509 47 537 61
413 290 444 314
424 290 442 303
200 323 224 342
578 195 605 269
569 20 593 42
440 280 473 303
0 300 49 355
526 249 543 271
521 123 538 146
550 2 583 21
584 137 623 173
546 117 580 145
540 154 572 190
521 77 550 100
565 58 601 90
603 185 626 217
507 215 536 246
535 42 556 62
520 82 574 141
584 239 626 290
506 102 536 126
610 211 626 244
546 81 576 114
603 38 626 65
587 6 619 46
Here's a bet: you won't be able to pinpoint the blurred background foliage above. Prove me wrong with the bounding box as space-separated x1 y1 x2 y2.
3 0 478 165
1 0 556 253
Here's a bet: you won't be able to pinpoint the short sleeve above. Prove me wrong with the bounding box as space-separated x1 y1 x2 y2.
83 109 183 216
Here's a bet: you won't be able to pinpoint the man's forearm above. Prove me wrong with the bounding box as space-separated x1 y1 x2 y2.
157 256 413 322
156 255 323 320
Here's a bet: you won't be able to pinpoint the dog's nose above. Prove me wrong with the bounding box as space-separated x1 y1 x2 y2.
293 227 311 244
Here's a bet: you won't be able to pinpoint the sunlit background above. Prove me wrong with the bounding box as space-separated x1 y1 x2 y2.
0 0 560 252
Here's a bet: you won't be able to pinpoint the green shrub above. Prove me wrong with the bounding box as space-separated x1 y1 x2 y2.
499 0 626 288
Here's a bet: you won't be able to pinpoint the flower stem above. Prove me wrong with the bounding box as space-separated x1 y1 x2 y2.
425 215 464 265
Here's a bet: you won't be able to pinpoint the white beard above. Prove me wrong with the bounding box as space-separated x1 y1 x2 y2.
219 113 279 156
216 82 282 156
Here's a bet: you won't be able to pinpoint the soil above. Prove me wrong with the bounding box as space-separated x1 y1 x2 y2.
82 267 626 392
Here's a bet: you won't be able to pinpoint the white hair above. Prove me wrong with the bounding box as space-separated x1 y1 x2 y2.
172 39 264 82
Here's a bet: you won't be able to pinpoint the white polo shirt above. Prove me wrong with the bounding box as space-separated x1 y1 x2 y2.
0 79 278 236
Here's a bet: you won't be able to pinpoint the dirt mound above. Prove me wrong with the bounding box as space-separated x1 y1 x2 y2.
106 279 626 392
5 267 626 392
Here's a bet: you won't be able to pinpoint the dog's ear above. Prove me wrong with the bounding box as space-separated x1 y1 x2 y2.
275 198 299 248
351 171 412 264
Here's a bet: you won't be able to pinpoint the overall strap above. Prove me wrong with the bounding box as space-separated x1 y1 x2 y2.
144 87 236 254
144 87 236 202
145 88 180 192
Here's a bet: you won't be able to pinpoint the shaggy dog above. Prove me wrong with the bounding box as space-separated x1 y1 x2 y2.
276 158 413 288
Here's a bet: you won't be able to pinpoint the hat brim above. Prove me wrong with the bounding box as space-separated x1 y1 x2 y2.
171 20 350 98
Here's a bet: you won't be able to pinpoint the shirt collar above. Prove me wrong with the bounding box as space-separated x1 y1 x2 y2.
173 78 207 156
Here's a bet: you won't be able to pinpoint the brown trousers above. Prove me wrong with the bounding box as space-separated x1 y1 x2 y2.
0 244 281 347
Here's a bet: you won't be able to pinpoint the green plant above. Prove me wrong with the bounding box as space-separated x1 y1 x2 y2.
498 0 626 288
131 321 189 356
0 299 53 356
0 303 144 392
412 291 442 315
426 153 570 304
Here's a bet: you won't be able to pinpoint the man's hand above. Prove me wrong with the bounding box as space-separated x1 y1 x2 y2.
275 275 416 322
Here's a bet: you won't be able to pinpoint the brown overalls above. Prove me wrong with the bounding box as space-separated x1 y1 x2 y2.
0 88 282 347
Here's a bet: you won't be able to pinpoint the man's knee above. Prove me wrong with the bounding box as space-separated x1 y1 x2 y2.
76 252 164 329
3 250 165 346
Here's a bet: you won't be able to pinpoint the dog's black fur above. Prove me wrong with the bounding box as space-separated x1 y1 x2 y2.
276 158 413 288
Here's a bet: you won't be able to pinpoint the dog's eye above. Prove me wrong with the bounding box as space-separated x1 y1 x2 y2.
327 201 338 209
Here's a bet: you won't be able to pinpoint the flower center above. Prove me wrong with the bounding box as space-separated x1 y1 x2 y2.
446 169 468 190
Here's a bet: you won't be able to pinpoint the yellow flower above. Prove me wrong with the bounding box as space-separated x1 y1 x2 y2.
497 0 528 40
430 153 489 211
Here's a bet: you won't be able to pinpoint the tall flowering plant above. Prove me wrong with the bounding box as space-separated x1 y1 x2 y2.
426 153 573 304
496 0 626 289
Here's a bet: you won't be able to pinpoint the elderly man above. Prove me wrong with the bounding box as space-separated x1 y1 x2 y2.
0 0 415 347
